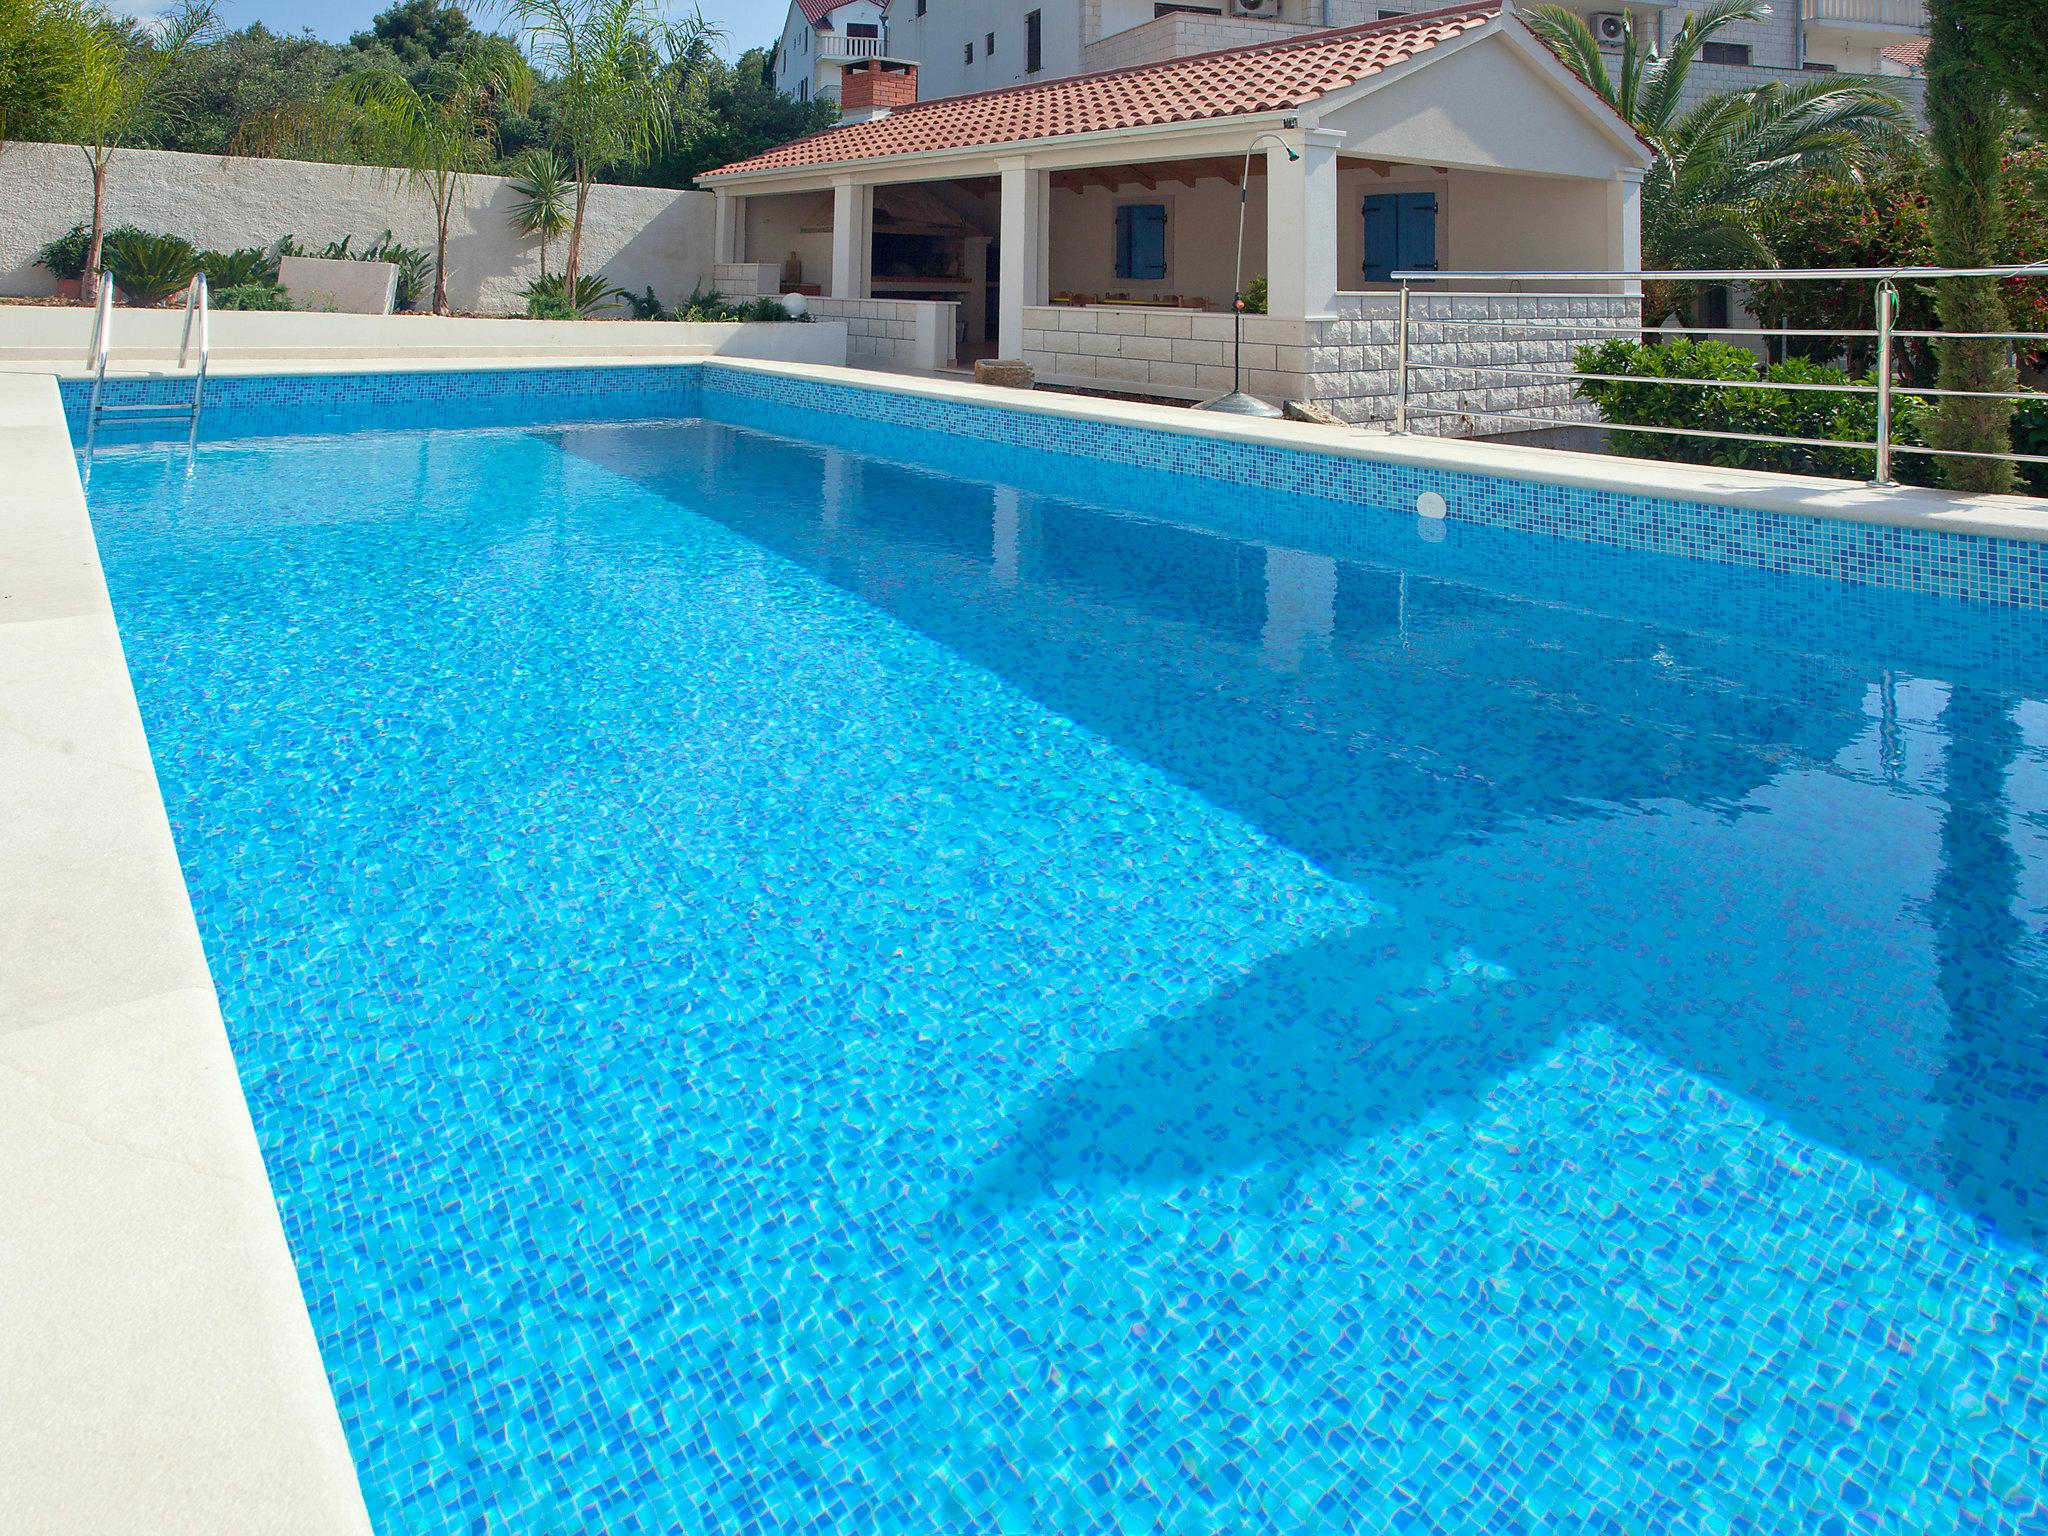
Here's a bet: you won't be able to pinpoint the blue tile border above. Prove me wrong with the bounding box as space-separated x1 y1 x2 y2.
60 364 701 442
58 361 2048 610
698 365 2048 612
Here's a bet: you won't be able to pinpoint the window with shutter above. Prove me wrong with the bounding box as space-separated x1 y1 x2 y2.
1114 204 1168 281
1362 191 1437 282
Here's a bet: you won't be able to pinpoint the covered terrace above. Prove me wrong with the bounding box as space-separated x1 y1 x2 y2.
703 0 1653 425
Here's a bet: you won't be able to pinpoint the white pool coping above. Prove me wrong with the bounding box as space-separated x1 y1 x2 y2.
0 372 371 1533
3 351 2042 1530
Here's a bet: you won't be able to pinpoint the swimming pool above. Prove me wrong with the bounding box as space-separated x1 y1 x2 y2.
80 370 2047 1531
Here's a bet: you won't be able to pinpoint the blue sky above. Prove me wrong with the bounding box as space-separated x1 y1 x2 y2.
215 0 789 54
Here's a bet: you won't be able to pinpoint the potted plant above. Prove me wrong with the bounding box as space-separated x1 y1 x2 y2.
33 224 92 302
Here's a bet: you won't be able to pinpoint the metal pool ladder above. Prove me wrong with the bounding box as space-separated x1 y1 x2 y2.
82 272 210 459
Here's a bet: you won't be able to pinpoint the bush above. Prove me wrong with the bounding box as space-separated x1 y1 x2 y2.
199 246 280 288
523 272 627 319
672 285 809 323
2011 396 2048 498
1575 337 1939 486
212 282 291 311
625 286 669 321
101 229 200 305
34 223 92 281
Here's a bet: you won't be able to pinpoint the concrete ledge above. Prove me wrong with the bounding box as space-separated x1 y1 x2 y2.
0 308 848 368
0 373 370 1534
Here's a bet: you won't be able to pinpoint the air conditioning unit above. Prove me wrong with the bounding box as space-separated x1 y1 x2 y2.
1590 11 1628 45
1230 0 1282 17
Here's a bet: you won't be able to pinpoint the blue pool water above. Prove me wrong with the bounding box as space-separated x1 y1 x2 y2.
82 400 2048 1532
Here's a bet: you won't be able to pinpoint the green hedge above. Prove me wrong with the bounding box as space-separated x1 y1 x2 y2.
1573 337 1943 486
1575 338 2048 496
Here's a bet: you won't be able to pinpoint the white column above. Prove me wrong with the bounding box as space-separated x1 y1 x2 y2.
1266 128 1345 320
997 158 1049 361
713 190 746 265
1610 166 1644 296
830 178 872 300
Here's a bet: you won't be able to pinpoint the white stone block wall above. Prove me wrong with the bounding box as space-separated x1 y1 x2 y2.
1020 295 1639 434
713 265 957 371
1306 292 1642 433
0 141 714 315
1022 306 1308 401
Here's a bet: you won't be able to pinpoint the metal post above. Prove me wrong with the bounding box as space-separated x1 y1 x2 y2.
1870 277 1895 487
1394 282 1412 433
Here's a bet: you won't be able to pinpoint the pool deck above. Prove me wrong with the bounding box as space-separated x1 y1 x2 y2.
2 354 2045 1530
0 371 371 1533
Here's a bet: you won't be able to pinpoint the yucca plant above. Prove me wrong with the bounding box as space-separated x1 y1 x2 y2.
507 146 572 278
101 227 199 304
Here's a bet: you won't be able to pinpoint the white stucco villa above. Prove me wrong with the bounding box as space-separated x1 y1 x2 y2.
709 0 1653 431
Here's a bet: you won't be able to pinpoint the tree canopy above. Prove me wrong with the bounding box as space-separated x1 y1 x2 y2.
0 0 836 189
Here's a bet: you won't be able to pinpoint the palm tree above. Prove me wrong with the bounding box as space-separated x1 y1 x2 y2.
47 0 218 302
507 145 571 277
507 0 716 291
1526 1 1909 323
330 52 532 314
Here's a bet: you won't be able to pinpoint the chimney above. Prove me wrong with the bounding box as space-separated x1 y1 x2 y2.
839 60 917 124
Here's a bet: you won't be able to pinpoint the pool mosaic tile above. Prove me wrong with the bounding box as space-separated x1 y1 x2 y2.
78 404 2048 1532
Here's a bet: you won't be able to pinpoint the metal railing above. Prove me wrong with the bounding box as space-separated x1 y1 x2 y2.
1386 265 2048 488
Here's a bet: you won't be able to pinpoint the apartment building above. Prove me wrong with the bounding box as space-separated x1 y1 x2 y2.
774 0 1927 114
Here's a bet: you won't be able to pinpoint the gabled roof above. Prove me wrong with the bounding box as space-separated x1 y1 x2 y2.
712 1 1503 179
1880 38 1928 69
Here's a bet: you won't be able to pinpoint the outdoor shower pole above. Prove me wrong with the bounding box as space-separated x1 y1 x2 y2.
1198 124 1298 416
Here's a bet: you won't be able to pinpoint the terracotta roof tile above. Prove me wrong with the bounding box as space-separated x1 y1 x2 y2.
796 0 869 26
1880 38 1928 68
707 1 1502 179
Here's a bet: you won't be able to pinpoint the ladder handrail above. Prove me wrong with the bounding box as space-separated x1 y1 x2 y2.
81 273 210 466
177 272 208 371
82 277 114 461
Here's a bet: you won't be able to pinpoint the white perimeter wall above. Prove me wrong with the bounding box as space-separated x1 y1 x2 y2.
0 141 714 316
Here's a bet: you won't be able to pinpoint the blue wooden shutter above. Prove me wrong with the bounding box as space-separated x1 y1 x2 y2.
1362 193 1399 282
1363 192 1438 281
1116 204 1166 280
1398 192 1439 274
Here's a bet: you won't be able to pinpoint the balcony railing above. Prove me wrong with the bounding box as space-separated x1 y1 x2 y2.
1799 0 1925 31
818 34 888 62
